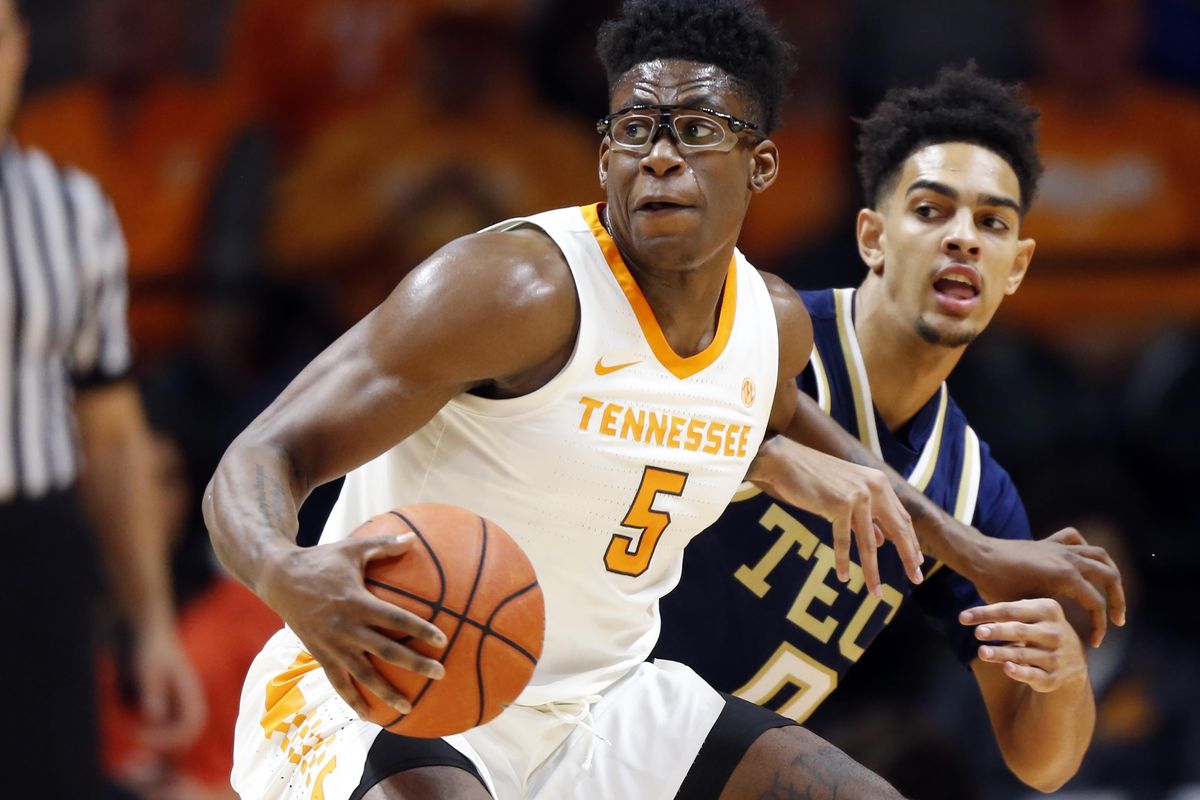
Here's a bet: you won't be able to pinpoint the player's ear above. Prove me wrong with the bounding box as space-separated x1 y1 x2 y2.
1006 236 1035 295
598 139 610 190
856 208 885 274
748 139 779 193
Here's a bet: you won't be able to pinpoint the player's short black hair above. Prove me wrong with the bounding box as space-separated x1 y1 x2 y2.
857 63 1043 213
595 0 794 133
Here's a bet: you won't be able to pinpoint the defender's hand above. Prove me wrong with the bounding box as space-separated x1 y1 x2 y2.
748 437 923 596
260 533 447 717
968 528 1125 648
961 598 1089 692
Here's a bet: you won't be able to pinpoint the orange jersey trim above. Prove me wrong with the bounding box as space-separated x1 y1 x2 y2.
581 202 737 380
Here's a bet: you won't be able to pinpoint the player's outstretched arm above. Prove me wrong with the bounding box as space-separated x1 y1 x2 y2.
778 389 1125 646
963 598 1095 791
752 273 924 598
202 228 579 717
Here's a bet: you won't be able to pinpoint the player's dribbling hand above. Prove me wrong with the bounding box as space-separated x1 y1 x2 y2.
259 533 447 717
747 436 923 596
967 528 1125 648
961 598 1089 693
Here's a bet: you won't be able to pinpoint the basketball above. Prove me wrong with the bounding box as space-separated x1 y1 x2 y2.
349 503 544 737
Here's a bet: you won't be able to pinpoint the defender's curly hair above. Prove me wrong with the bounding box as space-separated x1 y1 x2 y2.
857 64 1043 212
596 0 794 133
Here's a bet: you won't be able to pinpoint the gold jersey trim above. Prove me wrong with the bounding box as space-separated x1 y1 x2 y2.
581 203 738 380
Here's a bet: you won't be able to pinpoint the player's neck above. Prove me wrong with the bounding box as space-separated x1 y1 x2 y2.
632 257 732 358
853 284 964 432
606 207 735 358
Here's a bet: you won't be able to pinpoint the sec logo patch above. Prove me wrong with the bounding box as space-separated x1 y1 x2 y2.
741 378 756 407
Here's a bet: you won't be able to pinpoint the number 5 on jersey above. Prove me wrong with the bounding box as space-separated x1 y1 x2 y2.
605 466 689 577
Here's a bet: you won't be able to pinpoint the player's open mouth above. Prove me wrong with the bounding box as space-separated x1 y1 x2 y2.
636 199 692 212
931 265 981 314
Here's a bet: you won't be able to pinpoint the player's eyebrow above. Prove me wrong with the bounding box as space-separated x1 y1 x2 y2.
676 94 724 110
906 179 1021 213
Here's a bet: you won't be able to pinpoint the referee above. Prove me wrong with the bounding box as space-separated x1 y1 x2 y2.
1 1 204 796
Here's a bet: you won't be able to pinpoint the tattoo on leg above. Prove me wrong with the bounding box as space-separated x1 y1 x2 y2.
754 737 894 800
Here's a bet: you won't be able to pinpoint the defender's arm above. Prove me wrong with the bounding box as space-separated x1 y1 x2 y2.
749 273 922 596
965 598 1094 791
779 387 1124 645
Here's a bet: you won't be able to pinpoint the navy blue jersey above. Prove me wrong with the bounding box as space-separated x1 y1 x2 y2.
654 288 1031 722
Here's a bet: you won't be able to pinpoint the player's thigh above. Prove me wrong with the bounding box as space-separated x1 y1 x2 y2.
721 725 904 800
355 730 491 800
362 765 492 800
674 692 794 800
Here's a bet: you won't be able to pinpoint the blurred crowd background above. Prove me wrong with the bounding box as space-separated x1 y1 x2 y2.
15 0 1199 798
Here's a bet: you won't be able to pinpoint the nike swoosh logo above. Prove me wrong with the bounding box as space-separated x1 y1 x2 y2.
595 357 642 375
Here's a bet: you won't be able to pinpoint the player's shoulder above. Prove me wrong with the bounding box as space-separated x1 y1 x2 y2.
757 270 813 377
757 271 809 330
359 223 580 386
435 225 576 315
374 224 579 370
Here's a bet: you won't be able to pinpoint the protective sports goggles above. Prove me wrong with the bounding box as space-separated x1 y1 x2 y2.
596 104 760 154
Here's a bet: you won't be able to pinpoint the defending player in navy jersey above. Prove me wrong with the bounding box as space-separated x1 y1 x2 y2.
656 65 1097 793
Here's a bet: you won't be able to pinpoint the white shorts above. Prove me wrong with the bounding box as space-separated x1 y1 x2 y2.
231 628 726 799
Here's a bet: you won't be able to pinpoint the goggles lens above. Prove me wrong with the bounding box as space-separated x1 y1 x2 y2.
597 105 759 154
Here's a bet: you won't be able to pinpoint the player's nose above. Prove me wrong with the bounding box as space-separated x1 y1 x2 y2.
639 132 686 176
941 209 981 257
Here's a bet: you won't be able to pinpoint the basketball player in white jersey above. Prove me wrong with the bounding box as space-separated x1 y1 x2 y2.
204 1 925 796
204 2 1120 798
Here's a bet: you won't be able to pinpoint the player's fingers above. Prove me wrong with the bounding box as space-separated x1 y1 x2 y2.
999 660 1053 692
319 658 383 718
1073 545 1127 628
974 621 1062 650
340 651 414 716
873 522 885 548
360 628 446 680
1047 527 1087 546
356 532 418 563
884 515 924 586
960 598 1056 625
852 497 882 597
872 480 922 584
831 512 852 583
360 592 448 648
978 644 1038 666
1065 576 1108 649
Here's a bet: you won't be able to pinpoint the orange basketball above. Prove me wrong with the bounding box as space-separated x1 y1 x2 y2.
349 503 544 737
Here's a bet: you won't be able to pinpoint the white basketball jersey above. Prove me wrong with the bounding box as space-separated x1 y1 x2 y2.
320 203 779 705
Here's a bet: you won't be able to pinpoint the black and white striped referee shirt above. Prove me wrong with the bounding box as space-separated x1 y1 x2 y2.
0 139 131 503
